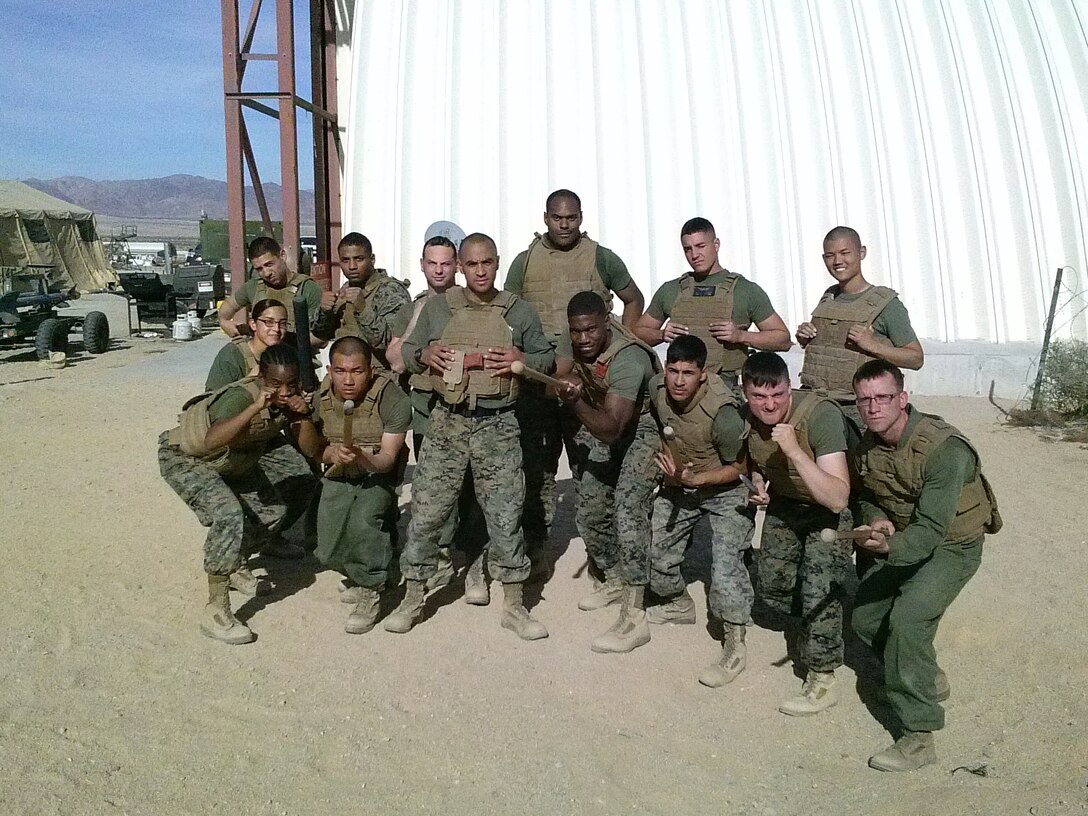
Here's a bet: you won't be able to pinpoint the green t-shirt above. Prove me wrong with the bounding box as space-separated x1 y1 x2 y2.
503 241 633 295
205 341 251 392
401 289 556 409
375 381 412 434
647 269 775 326
602 344 656 404
822 287 918 346
853 409 980 566
207 385 255 424
803 400 850 458
390 299 415 337
234 276 323 327
711 403 746 463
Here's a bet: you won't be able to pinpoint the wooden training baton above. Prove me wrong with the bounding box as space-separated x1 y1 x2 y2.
510 360 565 389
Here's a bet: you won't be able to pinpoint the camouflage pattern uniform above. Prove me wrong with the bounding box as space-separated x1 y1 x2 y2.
158 434 312 575
570 323 660 585
651 485 754 621
745 392 851 672
504 235 633 548
759 502 850 671
648 374 754 622
399 286 555 583
159 375 317 574
313 269 411 370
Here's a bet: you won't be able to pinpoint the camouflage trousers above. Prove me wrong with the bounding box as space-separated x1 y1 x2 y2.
402 405 529 583
574 418 659 585
158 433 314 575
852 536 983 731
516 390 582 545
759 499 850 672
316 476 398 590
650 483 755 624
413 429 489 557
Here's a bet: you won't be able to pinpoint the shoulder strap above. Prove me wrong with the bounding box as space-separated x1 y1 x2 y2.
445 286 469 310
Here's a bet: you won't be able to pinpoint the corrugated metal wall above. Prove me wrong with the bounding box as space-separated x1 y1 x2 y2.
336 0 1088 344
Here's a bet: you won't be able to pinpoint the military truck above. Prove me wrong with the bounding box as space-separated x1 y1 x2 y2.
0 265 110 358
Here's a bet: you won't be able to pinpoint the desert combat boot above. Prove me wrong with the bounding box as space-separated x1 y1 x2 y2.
344 586 381 635
229 565 269 597
201 574 255 645
463 551 490 605
591 585 651 653
778 669 839 716
868 730 937 772
383 579 426 633
500 582 548 641
647 589 696 625
698 622 747 687
578 568 624 611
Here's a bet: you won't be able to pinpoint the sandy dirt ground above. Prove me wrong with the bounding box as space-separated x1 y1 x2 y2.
1 331 1086 816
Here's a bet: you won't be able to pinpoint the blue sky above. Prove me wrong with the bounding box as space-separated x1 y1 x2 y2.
0 0 314 182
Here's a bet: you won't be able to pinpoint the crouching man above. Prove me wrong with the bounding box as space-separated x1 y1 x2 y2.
850 360 999 772
555 291 661 654
297 336 411 634
647 335 754 685
742 352 851 715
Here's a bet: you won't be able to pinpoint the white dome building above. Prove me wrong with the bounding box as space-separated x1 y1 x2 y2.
335 0 1088 397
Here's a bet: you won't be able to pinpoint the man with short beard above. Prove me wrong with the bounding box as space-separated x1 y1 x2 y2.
554 291 660 654
218 236 323 340
850 359 999 772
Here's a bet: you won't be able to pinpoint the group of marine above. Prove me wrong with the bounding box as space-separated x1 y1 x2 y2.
158 189 1001 773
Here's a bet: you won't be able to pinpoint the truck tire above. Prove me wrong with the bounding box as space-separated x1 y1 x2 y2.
35 318 68 360
83 311 110 353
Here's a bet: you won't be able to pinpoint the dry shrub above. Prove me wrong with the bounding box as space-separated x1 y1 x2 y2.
1007 407 1064 427
1038 339 1088 418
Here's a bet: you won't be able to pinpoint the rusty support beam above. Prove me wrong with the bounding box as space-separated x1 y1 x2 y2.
240 98 280 119
240 119 274 233
239 0 264 80
224 0 341 293
309 0 341 287
221 0 247 294
276 0 300 272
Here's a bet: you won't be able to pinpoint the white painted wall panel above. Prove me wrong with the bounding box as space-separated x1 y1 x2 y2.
337 0 1088 344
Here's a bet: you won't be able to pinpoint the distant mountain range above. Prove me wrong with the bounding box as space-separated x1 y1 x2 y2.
22 174 316 222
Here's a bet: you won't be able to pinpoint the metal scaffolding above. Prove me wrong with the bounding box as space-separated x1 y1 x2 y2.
220 0 341 293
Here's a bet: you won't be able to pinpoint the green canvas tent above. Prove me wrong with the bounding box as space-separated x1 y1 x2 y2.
0 180 117 291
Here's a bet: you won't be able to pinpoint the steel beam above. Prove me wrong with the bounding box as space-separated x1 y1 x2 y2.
223 0 340 293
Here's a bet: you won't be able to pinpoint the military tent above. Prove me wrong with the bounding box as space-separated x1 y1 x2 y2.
0 180 117 291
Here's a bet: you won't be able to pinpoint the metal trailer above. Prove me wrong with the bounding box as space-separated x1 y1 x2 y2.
0 265 111 359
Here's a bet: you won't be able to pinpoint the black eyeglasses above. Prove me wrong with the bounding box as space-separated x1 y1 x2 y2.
855 393 899 408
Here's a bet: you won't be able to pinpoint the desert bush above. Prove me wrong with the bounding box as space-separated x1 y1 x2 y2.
1037 339 1088 418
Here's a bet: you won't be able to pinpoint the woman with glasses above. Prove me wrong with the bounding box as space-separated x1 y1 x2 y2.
204 298 319 574
205 298 291 391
